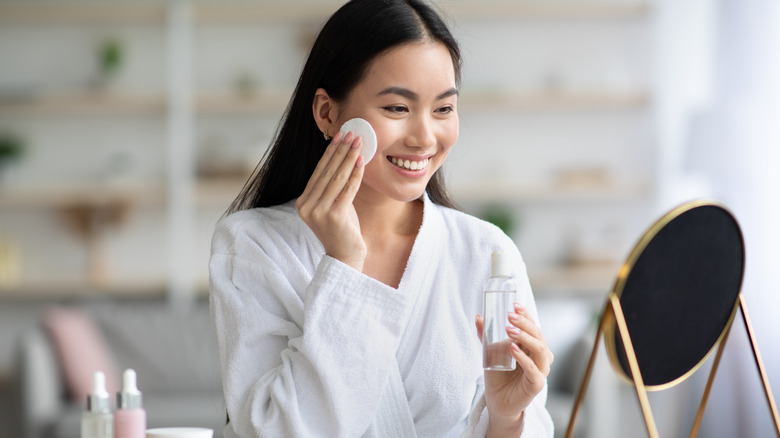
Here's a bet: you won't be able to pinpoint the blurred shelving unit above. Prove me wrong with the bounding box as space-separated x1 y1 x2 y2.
0 0 654 299
0 0 173 299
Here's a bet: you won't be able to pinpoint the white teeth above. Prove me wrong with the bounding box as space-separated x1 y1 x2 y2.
390 157 429 171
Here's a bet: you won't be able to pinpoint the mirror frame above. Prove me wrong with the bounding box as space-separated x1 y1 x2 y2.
603 199 745 390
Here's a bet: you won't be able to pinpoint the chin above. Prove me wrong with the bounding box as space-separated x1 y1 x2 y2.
393 182 431 202
359 180 427 204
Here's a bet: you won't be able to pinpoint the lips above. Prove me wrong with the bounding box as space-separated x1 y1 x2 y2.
388 156 430 171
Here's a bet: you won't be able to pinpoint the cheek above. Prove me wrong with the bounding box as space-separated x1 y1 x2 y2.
371 122 400 153
438 119 459 153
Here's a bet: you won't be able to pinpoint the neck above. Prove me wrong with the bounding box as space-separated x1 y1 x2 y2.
353 189 424 240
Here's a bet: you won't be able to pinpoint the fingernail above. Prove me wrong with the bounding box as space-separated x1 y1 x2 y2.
507 312 520 322
507 326 521 336
514 303 525 313
351 137 362 150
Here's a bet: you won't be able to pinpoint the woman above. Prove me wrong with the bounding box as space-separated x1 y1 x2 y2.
209 0 554 436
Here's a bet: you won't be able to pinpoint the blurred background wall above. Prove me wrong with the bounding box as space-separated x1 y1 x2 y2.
0 0 777 437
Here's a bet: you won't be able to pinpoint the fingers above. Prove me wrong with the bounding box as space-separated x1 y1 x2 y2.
511 343 547 393
508 304 543 339
299 131 357 202
297 132 363 212
474 314 484 341
326 138 364 207
309 131 344 186
506 305 554 376
299 132 344 203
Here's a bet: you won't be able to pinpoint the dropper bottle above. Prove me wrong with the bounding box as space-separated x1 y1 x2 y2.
114 369 146 438
81 371 114 438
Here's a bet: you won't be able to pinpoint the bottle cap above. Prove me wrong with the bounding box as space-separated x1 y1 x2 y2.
117 368 143 409
490 250 511 277
339 118 377 164
87 371 111 413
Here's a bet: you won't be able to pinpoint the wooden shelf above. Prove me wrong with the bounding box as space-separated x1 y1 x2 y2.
195 92 291 115
191 1 648 23
447 1 649 20
193 2 339 24
193 89 647 116
192 178 647 208
195 178 246 207
0 181 248 209
0 183 166 209
529 262 620 296
0 88 646 117
452 181 649 204
460 90 648 110
0 92 166 116
0 2 167 24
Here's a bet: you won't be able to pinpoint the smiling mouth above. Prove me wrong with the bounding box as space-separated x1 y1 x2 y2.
388 156 430 171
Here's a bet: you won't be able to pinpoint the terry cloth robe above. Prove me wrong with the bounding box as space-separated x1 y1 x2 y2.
209 193 554 438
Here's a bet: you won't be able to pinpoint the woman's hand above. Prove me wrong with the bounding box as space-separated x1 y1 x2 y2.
296 131 367 272
475 303 554 437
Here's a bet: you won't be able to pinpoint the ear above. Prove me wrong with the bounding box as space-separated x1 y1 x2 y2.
312 88 339 138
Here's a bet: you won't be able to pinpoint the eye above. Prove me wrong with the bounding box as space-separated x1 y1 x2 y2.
383 105 408 114
436 105 455 115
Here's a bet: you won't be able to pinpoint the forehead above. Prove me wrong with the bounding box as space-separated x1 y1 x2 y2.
357 41 457 95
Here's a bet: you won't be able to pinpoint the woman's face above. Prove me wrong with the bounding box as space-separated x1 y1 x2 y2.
334 41 459 203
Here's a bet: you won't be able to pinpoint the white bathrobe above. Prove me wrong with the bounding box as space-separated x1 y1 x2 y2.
209 194 553 438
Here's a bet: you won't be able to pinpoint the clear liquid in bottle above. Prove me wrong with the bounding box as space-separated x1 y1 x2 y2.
483 250 517 371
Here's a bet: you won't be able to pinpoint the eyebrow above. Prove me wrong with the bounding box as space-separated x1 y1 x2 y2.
377 86 459 101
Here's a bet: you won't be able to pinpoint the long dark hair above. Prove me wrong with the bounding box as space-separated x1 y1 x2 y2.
227 0 461 214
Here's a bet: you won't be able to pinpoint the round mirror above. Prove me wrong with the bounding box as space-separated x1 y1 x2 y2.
604 200 745 389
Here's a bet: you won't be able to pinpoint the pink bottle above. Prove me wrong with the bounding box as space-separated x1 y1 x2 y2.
114 369 146 438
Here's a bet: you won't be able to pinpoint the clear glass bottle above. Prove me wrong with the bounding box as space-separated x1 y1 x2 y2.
82 371 114 438
483 250 517 371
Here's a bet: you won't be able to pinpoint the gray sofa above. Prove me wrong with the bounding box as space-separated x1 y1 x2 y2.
16 300 226 438
15 298 595 438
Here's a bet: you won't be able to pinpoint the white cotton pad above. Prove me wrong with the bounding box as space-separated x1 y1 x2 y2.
339 118 377 164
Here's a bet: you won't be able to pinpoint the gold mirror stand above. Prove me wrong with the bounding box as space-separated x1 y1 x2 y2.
564 293 780 438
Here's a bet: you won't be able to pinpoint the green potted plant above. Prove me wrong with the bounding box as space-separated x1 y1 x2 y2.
99 38 123 76
0 131 26 184
480 203 518 237
94 37 124 90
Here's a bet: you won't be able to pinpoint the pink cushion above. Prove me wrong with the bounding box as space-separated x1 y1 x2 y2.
43 306 120 406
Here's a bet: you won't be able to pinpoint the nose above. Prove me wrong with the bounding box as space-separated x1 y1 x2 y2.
405 115 437 149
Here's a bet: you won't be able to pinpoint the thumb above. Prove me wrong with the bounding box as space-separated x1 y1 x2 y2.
475 314 484 342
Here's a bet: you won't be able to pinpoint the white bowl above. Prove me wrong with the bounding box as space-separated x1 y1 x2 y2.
146 427 213 438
